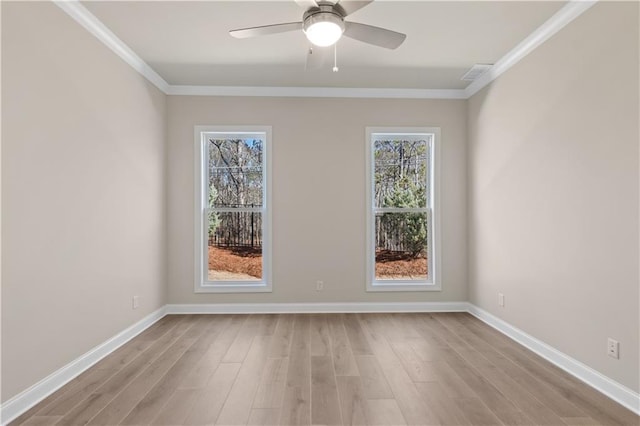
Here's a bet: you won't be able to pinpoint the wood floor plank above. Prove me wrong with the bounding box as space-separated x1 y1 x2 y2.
88 317 209 425
13 313 638 426
343 313 374 355
406 337 445 362
311 356 342 426
223 314 260 362
455 398 505 426
120 316 225 425
253 357 289 409
269 314 295 358
420 313 471 350
365 313 405 343
34 368 117 417
178 315 240 389
438 345 524 424
150 388 200 426
406 337 477 399
258 314 279 336
504 345 635 425
458 314 639 425
87 332 200 424
310 314 331 357
248 408 281 425
135 315 181 341
93 339 155 372
437 313 587 418
183 362 242 425
415 381 471 426
9 403 46 425
453 347 566 426
16 317 178 423
489 409 535 426
517 350 636 425
364 399 407 426
388 313 423 340
327 314 359 376
353 355 393 399
482 346 587 417
358 314 438 425
54 316 193 425
409 316 452 349
279 315 312 426
335 376 368 426
561 417 602 425
216 335 272 425
390 341 439 382
19 416 63 426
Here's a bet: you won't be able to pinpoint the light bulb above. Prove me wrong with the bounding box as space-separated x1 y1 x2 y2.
306 21 342 47
303 12 344 47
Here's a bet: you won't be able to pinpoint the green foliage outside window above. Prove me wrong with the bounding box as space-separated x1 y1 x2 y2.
381 178 427 258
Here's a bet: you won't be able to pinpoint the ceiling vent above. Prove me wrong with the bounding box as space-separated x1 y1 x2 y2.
461 64 493 81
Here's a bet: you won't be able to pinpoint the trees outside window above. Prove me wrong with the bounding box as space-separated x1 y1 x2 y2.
194 127 272 293
366 128 440 292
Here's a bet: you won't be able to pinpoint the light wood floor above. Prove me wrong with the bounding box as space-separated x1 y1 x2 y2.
11 313 639 426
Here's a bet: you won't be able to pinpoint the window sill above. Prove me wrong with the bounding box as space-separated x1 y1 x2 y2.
195 282 272 293
366 282 441 292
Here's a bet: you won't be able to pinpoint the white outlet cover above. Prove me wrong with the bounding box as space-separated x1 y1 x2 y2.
607 338 619 359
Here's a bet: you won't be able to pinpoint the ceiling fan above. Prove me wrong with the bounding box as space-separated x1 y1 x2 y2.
229 0 406 69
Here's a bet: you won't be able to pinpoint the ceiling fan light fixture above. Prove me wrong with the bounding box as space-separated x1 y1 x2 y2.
304 12 344 47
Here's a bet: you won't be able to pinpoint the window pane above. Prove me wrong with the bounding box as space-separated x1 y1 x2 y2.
208 138 263 207
374 139 428 208
208 211 262 281
375 212 428 280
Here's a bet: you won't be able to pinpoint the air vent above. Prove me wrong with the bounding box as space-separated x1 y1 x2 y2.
461 64 493 81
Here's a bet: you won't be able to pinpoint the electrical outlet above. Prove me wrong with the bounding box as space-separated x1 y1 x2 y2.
498 293 505 307
132 296 140 309
607 338 619 359
316 281 324 291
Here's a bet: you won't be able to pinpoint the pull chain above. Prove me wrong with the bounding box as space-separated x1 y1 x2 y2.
333 43 339 72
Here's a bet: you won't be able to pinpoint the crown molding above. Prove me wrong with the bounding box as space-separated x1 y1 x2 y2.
167 85 467 99
464 0 597 98
54 0 170 94
55 0 596 100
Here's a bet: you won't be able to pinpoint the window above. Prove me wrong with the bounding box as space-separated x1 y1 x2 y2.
365 127 440 291
194 126 272 293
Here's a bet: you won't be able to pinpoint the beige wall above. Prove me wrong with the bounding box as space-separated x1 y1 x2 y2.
167 96 467 304
1 2 167 401
467 2 639 392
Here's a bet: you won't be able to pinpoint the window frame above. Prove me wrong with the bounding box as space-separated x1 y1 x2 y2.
193 125 272 293
365 127 441 292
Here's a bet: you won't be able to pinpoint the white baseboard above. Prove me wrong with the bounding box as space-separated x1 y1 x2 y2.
165 301 470 314
0 306 167 426
467 304 640 416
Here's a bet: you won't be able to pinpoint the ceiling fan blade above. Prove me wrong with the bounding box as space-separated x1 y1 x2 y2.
343 21 406 49
295 0 318 9
336 0 373 16
229 22 303 39
305 45 331 70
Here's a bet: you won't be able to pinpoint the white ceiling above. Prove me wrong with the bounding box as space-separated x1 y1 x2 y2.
82 1 566 89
